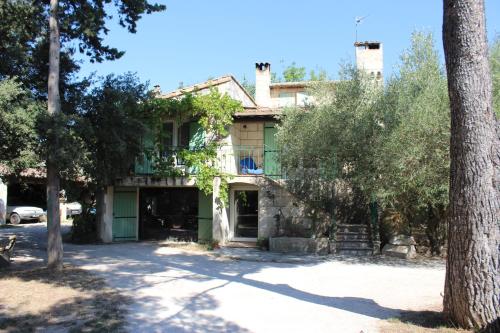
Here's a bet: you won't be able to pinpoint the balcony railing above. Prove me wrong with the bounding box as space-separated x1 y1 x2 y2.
135 144 283 178
134 146 188 175
218 145 283 178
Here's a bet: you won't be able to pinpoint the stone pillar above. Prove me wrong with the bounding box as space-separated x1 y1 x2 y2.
0 180 7 225
60 200 67 223
212 177 229 244
100 185 114 243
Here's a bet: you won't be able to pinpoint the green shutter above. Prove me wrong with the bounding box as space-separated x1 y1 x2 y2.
264 123 281 179
189 122 205 150
112 188 137 241
135 130 155 174
187 122 205 174
197 191 213 242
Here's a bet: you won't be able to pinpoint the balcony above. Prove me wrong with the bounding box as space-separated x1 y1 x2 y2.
134 145 283 178
134 146 188 175
218 145 282 178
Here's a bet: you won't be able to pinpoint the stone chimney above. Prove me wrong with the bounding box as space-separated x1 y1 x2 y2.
355 41 383 81
255 62 271 107
152 84 162 96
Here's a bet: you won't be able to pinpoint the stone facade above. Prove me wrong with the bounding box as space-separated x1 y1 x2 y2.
211 176 330 245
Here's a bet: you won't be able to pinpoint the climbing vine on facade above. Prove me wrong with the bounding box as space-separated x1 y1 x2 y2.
143 88 243 205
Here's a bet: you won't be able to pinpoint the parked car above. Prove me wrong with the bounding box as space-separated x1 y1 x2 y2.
66 202 82 217
6 206 44 224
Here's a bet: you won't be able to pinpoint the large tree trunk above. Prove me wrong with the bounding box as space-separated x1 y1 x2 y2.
47 0 63 270
442 0 500 331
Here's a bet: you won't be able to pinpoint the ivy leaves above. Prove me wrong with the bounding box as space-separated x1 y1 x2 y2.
145 88 243 205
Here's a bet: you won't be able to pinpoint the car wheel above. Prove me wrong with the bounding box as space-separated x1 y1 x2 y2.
10 213 21 225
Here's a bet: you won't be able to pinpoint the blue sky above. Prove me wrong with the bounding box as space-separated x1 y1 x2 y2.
77 0 500 92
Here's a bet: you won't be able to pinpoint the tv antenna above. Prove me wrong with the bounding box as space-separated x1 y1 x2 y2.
355 15 369 42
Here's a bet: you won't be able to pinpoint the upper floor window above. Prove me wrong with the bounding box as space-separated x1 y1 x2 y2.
277 91 295 107
178 122 190 148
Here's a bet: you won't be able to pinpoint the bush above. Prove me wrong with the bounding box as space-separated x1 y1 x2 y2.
257 237 269 251
70 208 98 244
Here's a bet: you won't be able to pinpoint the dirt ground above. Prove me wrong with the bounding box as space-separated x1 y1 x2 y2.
379 309 472 333
0 222 129 333
0 265 129 333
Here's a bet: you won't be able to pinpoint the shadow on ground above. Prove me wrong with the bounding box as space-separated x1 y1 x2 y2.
1 224 447 333
65 242 444 332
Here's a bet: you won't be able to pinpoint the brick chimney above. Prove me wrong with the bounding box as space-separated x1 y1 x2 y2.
255 62 271 107
355 41 383 81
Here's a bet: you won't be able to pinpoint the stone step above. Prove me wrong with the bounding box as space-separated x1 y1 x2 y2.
336 240 372 249
335 248 373 256
336 224 369 233
336 232 370 241
224 241 258 248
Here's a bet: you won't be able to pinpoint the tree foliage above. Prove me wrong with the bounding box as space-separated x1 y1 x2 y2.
78 73 150 187
374 32 450 213
272 62 327 83
0 78 42 172
276 32 450 250
283 62 306 82
143 88 243 205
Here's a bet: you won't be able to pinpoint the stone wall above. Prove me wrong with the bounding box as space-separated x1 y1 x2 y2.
212 176 331 244
233 122 264 168
257 178 330 238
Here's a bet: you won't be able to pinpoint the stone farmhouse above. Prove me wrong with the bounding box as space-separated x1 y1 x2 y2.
98 41 384 253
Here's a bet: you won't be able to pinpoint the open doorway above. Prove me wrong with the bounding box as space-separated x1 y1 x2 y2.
230 189 259 240
139 188 198 241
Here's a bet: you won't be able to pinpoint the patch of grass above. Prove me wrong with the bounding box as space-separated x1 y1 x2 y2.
0 265 130 333
381 311 472 333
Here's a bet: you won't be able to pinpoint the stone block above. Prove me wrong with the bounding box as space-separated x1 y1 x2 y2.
246 131 263 140
388 235 416 246
269 237 330 255
382 244 417 259
243 123 258 132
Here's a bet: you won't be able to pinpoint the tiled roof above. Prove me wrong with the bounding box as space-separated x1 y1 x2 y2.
234 107 282 118
160 75 257 107
269 81 311 88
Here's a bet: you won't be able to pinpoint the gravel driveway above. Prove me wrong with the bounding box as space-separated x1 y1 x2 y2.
1 223 446 333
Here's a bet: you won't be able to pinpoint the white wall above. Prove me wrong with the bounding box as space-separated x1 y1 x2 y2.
0 180 6 225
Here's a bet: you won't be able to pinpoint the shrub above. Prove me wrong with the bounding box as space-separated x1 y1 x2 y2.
70 208 98 244
257 237 269 251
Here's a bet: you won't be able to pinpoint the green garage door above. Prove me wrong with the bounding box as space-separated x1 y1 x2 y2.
113 188 137 241
198 191 213 242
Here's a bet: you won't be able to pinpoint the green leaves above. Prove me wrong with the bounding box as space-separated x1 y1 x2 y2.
276 31 450 225
193 88 242 138
144 89 242 206
283 62 306 82
0 78 43 173
78 73 149 186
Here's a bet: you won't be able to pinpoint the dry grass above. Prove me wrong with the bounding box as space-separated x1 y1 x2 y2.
0 265 130 333
381 311 473 333
158 240 212 252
